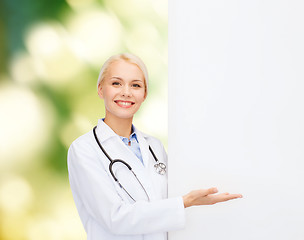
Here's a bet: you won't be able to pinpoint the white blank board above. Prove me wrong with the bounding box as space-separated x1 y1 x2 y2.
168 1 304 239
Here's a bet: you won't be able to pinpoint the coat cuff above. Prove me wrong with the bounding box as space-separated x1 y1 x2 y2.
164 196 186 231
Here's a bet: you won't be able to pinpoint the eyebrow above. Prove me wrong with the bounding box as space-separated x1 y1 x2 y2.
110 77 122 80
110 77 143 82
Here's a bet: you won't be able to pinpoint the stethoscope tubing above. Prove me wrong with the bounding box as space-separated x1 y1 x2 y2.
93 126 165 201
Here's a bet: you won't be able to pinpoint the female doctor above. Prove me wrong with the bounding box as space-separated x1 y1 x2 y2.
67 53 242 240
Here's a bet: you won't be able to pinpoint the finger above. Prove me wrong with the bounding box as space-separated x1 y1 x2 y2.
216 193 243 202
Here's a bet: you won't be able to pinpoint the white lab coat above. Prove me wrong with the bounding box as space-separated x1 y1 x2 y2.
67 119 185 240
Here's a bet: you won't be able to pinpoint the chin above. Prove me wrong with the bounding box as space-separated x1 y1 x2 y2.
111 112 135 120
114 109 139 119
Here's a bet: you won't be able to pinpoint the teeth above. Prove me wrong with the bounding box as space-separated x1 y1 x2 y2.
117 101 132 106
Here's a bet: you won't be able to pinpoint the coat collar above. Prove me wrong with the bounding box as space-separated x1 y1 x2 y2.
95 118 150 143
95 119 119 143
95 118 152 168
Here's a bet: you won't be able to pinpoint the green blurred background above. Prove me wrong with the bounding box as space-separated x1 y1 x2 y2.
0 0 167 239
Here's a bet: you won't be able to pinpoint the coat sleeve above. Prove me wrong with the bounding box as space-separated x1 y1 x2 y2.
67 139 185 235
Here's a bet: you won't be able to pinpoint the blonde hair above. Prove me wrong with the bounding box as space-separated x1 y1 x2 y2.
97 53 149 96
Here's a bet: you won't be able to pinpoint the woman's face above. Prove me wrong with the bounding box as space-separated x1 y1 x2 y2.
98 60 146 121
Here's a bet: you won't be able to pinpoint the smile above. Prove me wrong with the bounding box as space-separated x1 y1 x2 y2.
114 100 135 108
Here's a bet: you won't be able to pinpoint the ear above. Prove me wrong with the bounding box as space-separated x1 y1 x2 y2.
143 91 147 101
143 81 148 101
97 84 104 100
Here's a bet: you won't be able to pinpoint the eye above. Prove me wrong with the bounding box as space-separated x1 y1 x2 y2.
112 82 121 86
132 83 142 88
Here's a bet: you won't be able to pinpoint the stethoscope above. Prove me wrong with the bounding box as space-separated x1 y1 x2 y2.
93 126 166 201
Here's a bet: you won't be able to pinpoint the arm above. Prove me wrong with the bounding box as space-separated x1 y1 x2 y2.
68 141 185 235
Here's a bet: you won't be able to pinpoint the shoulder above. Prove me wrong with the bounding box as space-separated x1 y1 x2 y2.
67 129 107 172
68 129 96 156
71 130 94 146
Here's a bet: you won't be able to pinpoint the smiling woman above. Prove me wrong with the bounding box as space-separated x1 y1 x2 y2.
67 53 242 240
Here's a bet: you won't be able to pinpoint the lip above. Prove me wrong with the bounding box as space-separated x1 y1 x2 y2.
114 100 135 108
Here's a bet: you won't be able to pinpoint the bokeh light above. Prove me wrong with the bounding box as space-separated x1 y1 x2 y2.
66 8 123 67
25 22 85 85
1 0 167 239
0 175 33 214
0 84 54 168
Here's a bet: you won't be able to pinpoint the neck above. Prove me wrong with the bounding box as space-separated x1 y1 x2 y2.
104 115 133 139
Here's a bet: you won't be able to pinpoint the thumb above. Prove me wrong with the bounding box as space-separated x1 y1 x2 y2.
206 187 218 195
198 187 218 196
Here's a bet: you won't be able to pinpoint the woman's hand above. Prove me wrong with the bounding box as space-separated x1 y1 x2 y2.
182 188 243 208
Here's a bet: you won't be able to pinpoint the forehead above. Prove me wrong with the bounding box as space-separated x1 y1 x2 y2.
107 60 144 81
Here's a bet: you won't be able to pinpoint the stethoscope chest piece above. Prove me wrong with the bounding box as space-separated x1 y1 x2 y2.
154 162 166 175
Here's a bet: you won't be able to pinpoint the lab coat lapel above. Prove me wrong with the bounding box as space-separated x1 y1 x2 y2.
115 133 154 200
95 119 117 143
134 127 150 168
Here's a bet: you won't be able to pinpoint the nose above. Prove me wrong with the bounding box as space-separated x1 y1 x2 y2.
121 85 132 97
